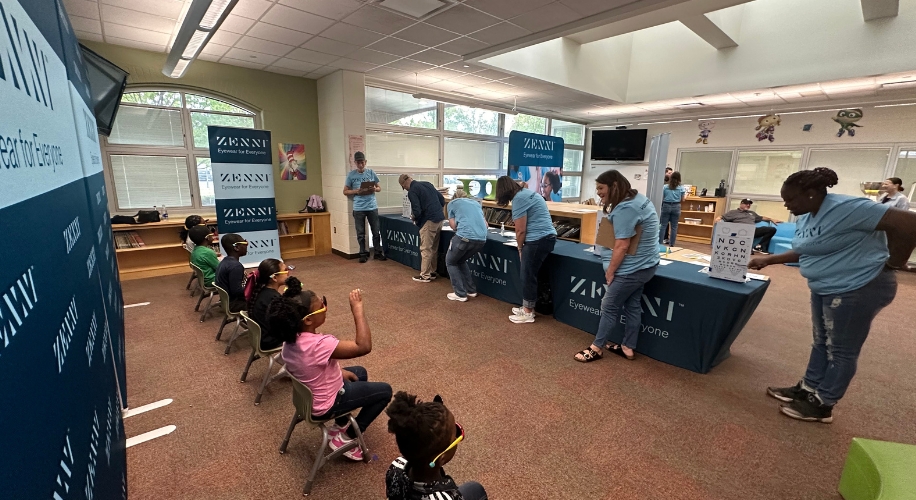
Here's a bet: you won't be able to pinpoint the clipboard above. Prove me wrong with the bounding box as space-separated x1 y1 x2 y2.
358 181 377 194
596 218 642 255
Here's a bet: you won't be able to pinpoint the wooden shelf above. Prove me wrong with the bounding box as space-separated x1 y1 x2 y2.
477 200 600 245
670 197 726 245
681 210 716 215
116 242 184 253
680 223 713 228
280 233 313 238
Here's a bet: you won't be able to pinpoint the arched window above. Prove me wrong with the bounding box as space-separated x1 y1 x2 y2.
102 89 260 213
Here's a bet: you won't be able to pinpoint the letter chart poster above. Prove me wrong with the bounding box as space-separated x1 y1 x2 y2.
0 0 127 498
710 222 755 282
507 130 565 202
209 126 281 266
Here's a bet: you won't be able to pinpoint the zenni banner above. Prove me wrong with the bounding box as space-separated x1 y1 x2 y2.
507 130 565 202
209 126 281 265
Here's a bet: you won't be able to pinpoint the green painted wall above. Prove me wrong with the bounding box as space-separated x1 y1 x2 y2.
83 42 322 214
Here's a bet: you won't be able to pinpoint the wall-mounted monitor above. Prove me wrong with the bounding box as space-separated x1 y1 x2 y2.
79 44 129 137
590 129 648 161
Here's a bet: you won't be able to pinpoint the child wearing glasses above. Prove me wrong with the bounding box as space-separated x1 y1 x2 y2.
189 225 219 287
216 233 249 312
385 391 487 500
268 287 392 461
246 258 292 350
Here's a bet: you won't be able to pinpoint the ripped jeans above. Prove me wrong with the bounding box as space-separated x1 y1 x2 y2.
801 269 897 405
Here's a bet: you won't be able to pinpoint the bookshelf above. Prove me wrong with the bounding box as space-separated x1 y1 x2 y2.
112 212 331 281
675 196 726 244
478 200 600 245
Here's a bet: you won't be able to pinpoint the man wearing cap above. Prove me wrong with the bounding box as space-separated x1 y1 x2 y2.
716 198 781 254
344 151 385 263
399 174 446 282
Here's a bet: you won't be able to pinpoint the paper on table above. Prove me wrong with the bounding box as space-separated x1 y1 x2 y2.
503 240 518 247
441 225 454 232
698 267 769 281
658 260 672 265
502 231 516 238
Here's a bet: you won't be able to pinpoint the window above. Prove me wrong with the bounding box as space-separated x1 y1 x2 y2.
504 114 547 137
561 175 581 199
733 150 802 196
807 148 891 197
444 104 498 135
103 90 259 212
444 138 501 170
551 120 585 146
366 131 439 169
552 120 585 199
376 173 439 209
562 150 583 173
894 150 916 201
679 151 733 193
366 87 437 129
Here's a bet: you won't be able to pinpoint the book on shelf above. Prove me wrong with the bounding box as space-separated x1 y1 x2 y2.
129 231 145 247
278 222 289 235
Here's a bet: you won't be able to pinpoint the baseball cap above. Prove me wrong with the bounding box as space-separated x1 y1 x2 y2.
740 198 753 205
398 174 412 186
354 151 366 161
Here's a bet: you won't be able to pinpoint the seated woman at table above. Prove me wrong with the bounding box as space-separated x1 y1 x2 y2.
575 169 660 363
445 187 488 302
878 177 910 210
246 258 292 350
189 225 219 287
496 176 557 324
750 167 916 423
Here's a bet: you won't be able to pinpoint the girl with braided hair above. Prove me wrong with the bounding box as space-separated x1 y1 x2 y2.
385 391 487 500
246 258 291 350
750 167 916 423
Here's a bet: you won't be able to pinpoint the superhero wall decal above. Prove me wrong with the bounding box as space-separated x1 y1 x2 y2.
755 114 781 142
696 120 715 144
832 108 863 137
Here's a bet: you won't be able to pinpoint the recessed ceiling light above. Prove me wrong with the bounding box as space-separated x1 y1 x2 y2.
377 0 448 19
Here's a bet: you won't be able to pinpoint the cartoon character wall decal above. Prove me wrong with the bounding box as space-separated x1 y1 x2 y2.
696 120 715 144
832 108 863 137
755 114 781 142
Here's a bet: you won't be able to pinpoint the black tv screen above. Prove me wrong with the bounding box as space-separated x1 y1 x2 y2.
590 129 648 161
79 44 128 137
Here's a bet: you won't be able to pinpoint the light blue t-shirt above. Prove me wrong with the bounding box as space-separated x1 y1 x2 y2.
346 168 379 211
447 198 488 241
793 194 890 295
662 185 686 203
511 189 557 242
599 193 661 275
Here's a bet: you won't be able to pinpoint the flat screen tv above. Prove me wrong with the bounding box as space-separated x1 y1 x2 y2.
590 129 648 161
79 44 129 137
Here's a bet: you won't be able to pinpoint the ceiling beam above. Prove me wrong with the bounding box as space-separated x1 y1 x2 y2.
679 13 738 49
861 0 899 21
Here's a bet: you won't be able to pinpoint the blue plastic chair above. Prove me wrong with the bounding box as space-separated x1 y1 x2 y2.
753 221 774 249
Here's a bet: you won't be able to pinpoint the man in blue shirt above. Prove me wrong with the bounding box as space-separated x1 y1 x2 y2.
344 152 385 263
399 174 445 282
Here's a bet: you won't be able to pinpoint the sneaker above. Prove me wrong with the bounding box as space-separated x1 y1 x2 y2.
375 253 387 261
467 293 478 298
509 311 535 323
358 255 368 263
766 382 813 403
510 306 524 315
779 393 834 423
447 293 467 302
412 275 431 283
429 272 438 280
327 423 349 439
328 431 364 461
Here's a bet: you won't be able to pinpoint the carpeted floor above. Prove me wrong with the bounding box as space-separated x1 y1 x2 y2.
121 246 916 500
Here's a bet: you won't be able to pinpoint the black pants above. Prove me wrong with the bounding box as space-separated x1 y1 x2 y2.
353 210 381 257
755 226 776 250
315 366 392 436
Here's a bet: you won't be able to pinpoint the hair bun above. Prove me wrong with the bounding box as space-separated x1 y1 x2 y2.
283 277 303 297
812 167 838 188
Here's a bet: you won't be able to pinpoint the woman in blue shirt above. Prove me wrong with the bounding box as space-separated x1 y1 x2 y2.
496 176 557 324
750 167 916 423
445 188 488 302
658 171 686 246
575 170 660 363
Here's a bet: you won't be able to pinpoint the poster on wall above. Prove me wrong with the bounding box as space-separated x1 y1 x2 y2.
507 131 565 201
710 222 755 282
209 126 281 266
278 143 306 180
348 134 365 170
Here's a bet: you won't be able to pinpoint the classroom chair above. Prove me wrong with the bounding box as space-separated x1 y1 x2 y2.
838 437 916 500
183 244 197 292
239 311 289 405
279 378 370 496
214 285 246 355
191 264 219 322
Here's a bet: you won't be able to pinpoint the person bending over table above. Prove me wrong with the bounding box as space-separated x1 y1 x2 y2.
750 167 916 423
269 285 392 460
385 392 487 500
716 199 781 254
399 174 446 283
189 225 219 287
496 176 557 324
445 188 488 302
246 258 292 350
575 170 660 362
216 233 248 312
878 177 910 210
658 171 686 246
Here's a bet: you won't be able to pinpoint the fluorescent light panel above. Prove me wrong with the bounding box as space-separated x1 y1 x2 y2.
874 102 916 108
171 59 190 78
200 0 233 29
163 0 238 79
637 119 692 125
182 30 209 59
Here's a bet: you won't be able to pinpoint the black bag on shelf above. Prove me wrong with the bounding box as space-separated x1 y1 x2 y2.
111 215 137 225
136 210 161 223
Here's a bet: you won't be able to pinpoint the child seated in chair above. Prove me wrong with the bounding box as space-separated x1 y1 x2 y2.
268 284 392 461
189 225 219 287
385 392 488 500
215 233 248 312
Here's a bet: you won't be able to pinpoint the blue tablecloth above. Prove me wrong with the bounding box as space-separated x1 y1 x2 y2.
548 240 769 373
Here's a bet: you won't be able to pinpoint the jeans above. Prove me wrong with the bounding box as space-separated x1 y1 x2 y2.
594 265 658 350
754 226 776 250
801 269 897 405
314 366 393 436
458 481 488 500
520 235 556 309
419 220 442 278
446 237 486 297
658 202 681 246
353 210 381 257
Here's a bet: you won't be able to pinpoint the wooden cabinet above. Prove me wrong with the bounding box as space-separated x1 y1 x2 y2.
675 196 726 244
479 200 601 245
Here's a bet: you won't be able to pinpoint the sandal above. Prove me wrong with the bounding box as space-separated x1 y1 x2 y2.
574 347 603 363
605 342 635 360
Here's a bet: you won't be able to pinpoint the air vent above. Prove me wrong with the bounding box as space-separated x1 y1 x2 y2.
374 0 454 19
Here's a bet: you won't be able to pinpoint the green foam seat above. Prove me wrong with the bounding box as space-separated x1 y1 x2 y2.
838 438 916 500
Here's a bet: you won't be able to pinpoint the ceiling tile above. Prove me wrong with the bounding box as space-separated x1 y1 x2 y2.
462 0 552 20
200 43 231 57
219 57 269 70
420 67 465 80
234 36 296 57
262 5 336 33
391 72 440 86
70 16 102 34
435 36 489 55
232 0 273 20
320 23 386 46
220 15 257 34
442 61 478 72
307 66 337 78
329 58 377 72
224 47 281 65
278 0 363 20
393 23 458 46
246 23 312 46
342 6 414 35
450 74 490 86
477 80 515 92
104 35 165 53
454 86 489 96
270 58 322 72
100 0 184 19
424 79 467 92
558 0 632 17
198 52 221 62
100 5 174 33
350 48 401 65
386 58 435 72
301 36 360 56
468 22 530 45
63 0 100 20
510 2 580 32
105 23 169 44
74 31 105 43
426 4 500 34
286 48 340 65
367 37 425 57
366 66 413 81
409 49 460 66
470 68 513 80
265 66 307 76
209 30 242 46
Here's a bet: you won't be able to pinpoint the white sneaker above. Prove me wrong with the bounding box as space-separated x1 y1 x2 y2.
509 311 535 323
467 293 478 298
511 306 525 315
447 293 468 302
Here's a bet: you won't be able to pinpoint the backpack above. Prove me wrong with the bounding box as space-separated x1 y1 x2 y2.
307 195 326 213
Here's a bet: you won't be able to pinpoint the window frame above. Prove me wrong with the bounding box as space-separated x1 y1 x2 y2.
101 86 262 215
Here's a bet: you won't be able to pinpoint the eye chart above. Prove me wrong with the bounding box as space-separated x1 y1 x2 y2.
710 222 755 282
